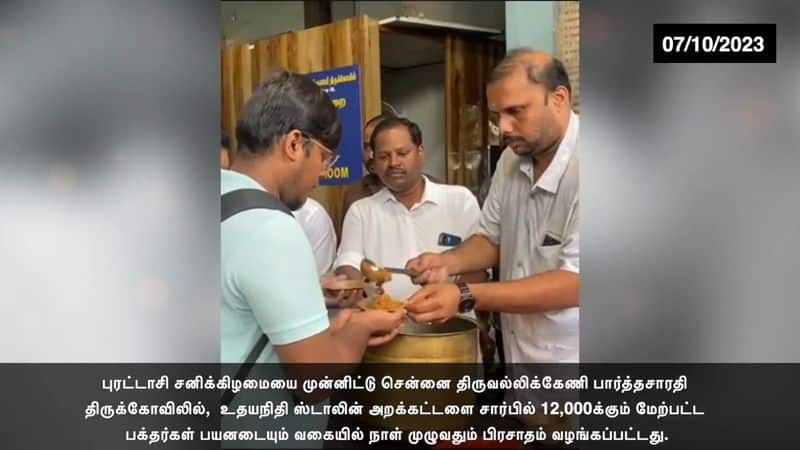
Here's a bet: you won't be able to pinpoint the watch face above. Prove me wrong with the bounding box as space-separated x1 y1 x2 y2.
459 298 476 313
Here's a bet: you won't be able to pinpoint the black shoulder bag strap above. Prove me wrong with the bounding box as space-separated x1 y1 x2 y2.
221 188 293 221
220 188 293 407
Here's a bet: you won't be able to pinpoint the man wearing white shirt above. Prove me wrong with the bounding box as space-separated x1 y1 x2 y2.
295 197 360 316
293 197 337 276
334 117 486 306
405 49 580 364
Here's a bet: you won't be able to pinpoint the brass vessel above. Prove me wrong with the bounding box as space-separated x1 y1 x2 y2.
354 316 479 431
363 316 478 363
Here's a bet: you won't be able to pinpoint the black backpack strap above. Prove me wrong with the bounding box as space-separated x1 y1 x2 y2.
220 334 269 407
220 188 293 407
221 188 293 221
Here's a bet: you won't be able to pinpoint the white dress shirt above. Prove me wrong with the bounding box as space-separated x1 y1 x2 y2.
477 112 580 363
335 177 481 302
293 197 337 276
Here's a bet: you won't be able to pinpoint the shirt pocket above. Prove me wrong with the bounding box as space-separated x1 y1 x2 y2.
534 243 563 271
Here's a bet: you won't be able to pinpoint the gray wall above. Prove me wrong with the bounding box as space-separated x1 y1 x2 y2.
334 1 505 30
382 63 446 181
221 1 305 44
331 0 357 21
505 1 555 52
222 1 507 45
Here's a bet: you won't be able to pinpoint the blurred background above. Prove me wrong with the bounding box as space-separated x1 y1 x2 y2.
581 0 800 361
0 0 220 362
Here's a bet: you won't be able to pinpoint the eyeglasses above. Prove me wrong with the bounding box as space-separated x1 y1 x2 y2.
301 132 339 169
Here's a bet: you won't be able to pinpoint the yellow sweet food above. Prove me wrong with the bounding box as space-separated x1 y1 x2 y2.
369 293 404 312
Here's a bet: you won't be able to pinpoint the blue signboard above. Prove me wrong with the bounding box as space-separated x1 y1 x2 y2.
307 65 363 186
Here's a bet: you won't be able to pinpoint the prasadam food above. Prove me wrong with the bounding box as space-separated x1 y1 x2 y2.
370 293 404 311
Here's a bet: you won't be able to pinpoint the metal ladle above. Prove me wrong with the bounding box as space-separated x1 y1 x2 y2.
360 258 414 284
358 258 412 314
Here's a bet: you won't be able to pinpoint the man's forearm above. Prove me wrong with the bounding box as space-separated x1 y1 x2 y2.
328 318 371 363
444 234 499 275
457 269 489 284
285 323 370 403
469 270 579 314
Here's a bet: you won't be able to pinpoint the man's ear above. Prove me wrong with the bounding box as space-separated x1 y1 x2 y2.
281 130 305 162
550 85 571 111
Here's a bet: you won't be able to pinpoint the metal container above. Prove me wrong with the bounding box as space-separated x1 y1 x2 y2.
353 316 480 432
363 316 479 363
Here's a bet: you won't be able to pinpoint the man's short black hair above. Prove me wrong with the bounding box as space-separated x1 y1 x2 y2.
365 112 396 130
221 130 230 150
369 116 422 153
235 69 342 156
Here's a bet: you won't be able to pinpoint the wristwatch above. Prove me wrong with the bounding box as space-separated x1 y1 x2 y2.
456 282 476 313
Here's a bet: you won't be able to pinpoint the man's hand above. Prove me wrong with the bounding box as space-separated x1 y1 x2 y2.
350 309 405 346
328 308 355 334
321 274 364 308
405 252 450 285
405 283 461 324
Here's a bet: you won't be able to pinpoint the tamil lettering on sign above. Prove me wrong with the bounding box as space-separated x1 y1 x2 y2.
308 65 363 185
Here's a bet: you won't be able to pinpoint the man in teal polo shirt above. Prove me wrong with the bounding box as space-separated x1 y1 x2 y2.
221 69 403 365
221 69 404 448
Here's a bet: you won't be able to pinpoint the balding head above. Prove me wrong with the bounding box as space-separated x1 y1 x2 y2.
490 48 572 100
486 48 573 160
